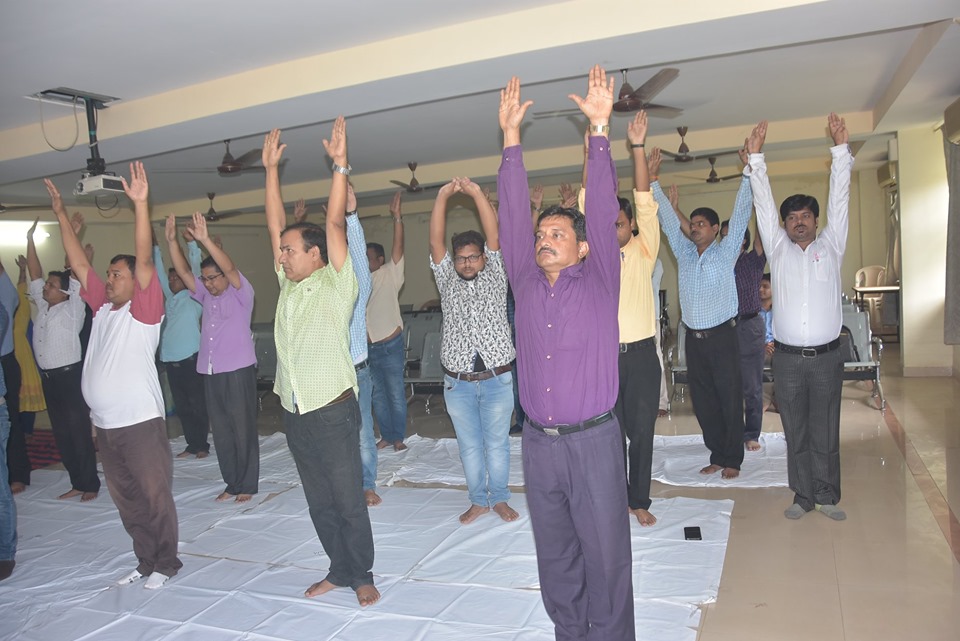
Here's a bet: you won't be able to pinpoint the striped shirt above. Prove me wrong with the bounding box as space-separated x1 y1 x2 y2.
346 214 373 365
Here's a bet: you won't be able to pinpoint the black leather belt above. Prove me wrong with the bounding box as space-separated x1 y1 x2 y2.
774 339 840 358
619 336 655 353
443 364 512 382
686 318 737 340
40 362 80 379
528 411 614 437
738 311 759 321
354 359 369 372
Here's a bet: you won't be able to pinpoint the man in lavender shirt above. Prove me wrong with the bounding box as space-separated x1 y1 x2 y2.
166 212 258 503
498 67 634 641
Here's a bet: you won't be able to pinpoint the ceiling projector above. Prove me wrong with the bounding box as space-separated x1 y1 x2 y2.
74 173 125 196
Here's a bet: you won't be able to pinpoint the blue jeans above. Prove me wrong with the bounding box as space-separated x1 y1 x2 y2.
0 403 17 561
368 333 408 444
443 370 513 507
356 364 377 491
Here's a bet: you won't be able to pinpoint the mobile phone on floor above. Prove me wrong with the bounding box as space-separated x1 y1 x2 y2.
684 526 702 541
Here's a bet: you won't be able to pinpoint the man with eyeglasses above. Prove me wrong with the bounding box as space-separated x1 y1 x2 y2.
166 212 259 504
429 177 518 525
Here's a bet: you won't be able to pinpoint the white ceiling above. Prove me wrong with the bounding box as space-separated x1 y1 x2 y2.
0 0 958 218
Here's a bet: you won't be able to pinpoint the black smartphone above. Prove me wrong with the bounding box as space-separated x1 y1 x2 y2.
684 526 702 541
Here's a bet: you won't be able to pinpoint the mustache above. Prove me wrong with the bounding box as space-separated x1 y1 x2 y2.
537 247 557 256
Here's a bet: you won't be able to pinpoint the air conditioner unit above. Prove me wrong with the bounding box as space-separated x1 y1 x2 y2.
945 96 960 144
877 161 897 188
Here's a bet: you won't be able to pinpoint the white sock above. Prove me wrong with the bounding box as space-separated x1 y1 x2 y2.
117 570 144 586
143 572 170 590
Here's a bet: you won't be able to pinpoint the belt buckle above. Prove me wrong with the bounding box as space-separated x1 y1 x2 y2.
543 427 560 437
694 331 705 339
619 343 628 353
801 347 817 358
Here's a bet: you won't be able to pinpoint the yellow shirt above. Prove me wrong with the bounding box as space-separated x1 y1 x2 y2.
274 256 358 414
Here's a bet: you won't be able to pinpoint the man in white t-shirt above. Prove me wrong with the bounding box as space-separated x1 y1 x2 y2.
50 164 181 590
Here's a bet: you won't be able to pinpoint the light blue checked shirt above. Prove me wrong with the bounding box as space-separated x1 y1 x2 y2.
347 212 372 364
653 177 753 330
153 241 203 362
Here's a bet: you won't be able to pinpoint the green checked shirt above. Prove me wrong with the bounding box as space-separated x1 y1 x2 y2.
274 255 358 414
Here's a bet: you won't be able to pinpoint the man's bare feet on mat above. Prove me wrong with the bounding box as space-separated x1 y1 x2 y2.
631 508 657 526
365 490 382 506
216 491 235 502
81 491 98 502
721 467 740 479
459 504 490 524
10 482 25 495
356 584 380 607
393 441 407 452
745 440 761 452
699 464 722 475
305 579 338 598
493 502 519 522
235 494 253 503
58 489 83 500
376 440 391 450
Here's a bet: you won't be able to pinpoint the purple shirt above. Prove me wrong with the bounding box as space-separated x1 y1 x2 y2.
498 138 620 426
191 272 257 374
734 250 766 315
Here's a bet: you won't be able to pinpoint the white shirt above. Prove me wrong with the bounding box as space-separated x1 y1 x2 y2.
28 277 85 369
366 255 404 342
749 144 853 346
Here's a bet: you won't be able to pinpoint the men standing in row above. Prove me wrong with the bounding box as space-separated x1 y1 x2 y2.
499 67 635 640
748 115 853 521
61 162 182 589
263 123 378 605
26 193 100 501
429 177 518 525
652 137 756 480
153 226 209 459
166 212 258 503
366 191 408 452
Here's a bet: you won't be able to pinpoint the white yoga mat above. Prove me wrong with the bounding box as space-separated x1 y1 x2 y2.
651 432 788 488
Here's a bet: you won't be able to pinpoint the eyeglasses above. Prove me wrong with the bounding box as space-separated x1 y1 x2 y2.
200 273 224 283
453 254 483 265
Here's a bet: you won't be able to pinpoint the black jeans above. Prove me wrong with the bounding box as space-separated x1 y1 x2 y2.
165 354 210 454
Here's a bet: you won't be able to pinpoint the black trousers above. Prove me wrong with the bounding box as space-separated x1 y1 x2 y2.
165 354 210 454
41 363 100 492
205 365 259 495
685 321 745 470
1 352 30 485
614 338 661 510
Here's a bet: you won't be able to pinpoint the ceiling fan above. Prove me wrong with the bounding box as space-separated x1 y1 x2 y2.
533 67 683 120
390 162 443 193
154 139 274 177
0 203 48 215
661 126 741 163
684 157 742 184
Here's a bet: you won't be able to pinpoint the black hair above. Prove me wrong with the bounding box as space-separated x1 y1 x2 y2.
537 205 587 243
48 270 70 292
283 222 328 264
760 273 771 283
109 254 136 274
690 207 720 228
451 230 485 255
200 256 222 273
366 242 385 262
779 194 820 221
618 197 634 222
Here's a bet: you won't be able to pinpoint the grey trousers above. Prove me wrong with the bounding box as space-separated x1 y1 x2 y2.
205 365 259 495
772 346 843 511
737 315 767 442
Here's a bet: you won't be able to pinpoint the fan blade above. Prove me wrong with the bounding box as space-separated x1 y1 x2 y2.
639 104 684 118
688 149 741 161
661 150 694 163
0 203 48 214
532 108 582 120
390 180 413 190
719 173 743 181
235 148 263 167
151 168 220 174
631 68 679 102
420 183 445 191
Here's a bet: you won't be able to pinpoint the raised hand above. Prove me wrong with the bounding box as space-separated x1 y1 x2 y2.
558 183 577 208
530 184 544 211
27 217 39 238
190 211 210 243
322 116 347 166
746 121 767 154
70 212 84 236
568 65 614 126
294 197 307 222
83 243 95 264
828 112 848 146
15 255 26 270
647 147 662 180
498 76 533 137
165 215 178 243
437 179 460 199
346 184 357 213
182 225 195 242
262 129 286 169
627 110 648 147
121 161 149 203
668 184 680 210
738 147 749 166
389 190 403 219
44 179 66 216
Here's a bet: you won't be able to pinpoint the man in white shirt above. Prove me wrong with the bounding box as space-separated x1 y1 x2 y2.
746 115 853 521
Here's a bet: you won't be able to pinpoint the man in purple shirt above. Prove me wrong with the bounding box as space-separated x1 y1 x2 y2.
498 66 634 641
167 212 258 503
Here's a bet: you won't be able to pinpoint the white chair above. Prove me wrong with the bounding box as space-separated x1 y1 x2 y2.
855 265 886 335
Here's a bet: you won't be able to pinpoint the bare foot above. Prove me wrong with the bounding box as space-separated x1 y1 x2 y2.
235 494 253 503
699 464 722 475
10 482 26 495
58 489 83 500
365 490 382 506
81 491 99 502
175 450 192 459
304 579 339 598
459 504 490 524
376 440 391 450
657 409 669 418
216 491 235 502
356 584 380 607
196 451 209 459
393 441 407 452
492 502 519 522
745 440 761 452
631 508 657 526
721 467 740 479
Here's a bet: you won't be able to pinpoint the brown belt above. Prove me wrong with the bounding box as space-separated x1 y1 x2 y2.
325 388 354 407
442 364 512 382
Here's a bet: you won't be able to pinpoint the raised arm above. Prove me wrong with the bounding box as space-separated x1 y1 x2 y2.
121 162 156 290
262 128 288 269
165 215 197 293
496 75 536 283
321 116 349 272
45 179 90 290
746 121 784 254
190 211 241 289
628 111 651 191
430 180 458 265
462 178 500 251
667 182 691 239
25 218 43 281
823 112 853 256
628 113 661 261
388 190 404 264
